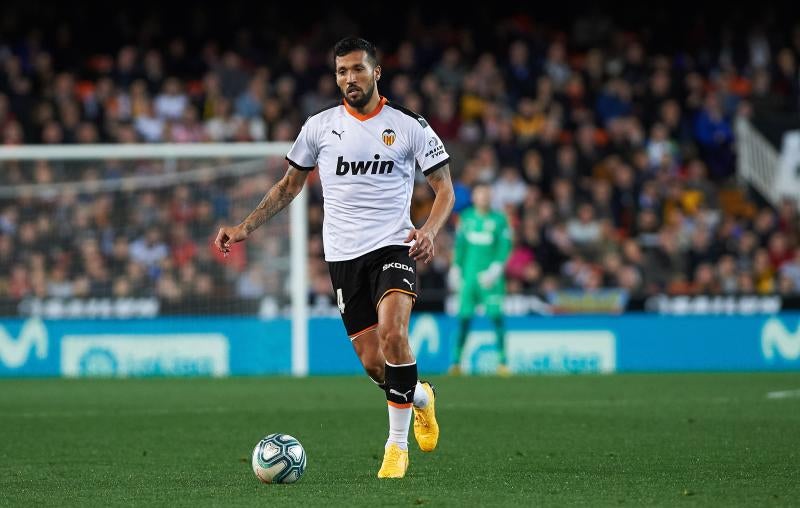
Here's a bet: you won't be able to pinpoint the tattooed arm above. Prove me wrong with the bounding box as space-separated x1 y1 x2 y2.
406 164 455 263
214 166 310 254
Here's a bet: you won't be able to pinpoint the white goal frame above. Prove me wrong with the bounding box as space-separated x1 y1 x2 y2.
0 143 309 376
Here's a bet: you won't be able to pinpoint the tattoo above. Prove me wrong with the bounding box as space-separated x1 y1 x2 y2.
426 164 451 185
422 164 455 237
241 170 300 234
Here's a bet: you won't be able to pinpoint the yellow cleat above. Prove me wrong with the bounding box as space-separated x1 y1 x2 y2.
413 381 439 452
497 364 511 377
377 444 409 478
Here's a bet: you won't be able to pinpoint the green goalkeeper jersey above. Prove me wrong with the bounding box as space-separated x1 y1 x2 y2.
453 207 512 280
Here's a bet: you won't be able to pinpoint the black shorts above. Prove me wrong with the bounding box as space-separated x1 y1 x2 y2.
328 245 418 339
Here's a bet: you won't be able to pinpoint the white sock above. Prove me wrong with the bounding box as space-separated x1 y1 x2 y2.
386 403 412 450
413 381 429 408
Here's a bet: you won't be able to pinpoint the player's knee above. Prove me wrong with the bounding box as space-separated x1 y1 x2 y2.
378 326 409 358
378 326 406 346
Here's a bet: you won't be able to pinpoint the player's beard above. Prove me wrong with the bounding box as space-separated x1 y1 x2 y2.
343 79 376 109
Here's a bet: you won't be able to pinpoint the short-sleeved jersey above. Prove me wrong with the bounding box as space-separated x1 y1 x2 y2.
453 207 513 278
286 97 450 261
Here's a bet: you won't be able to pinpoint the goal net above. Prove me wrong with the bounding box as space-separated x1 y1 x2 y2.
0 143 308 374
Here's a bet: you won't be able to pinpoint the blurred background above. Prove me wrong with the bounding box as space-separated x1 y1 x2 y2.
1 2 799 376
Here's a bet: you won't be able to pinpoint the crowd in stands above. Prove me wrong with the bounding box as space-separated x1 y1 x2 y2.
1 6 800 306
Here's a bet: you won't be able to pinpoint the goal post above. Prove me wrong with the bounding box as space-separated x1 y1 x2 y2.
0 142 310 376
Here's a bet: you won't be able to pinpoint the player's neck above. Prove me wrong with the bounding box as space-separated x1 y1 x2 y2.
348 92 383 117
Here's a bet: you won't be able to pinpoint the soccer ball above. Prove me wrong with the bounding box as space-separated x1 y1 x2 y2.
251 433 307 484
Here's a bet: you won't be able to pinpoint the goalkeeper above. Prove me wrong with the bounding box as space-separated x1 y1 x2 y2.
448 183 512 375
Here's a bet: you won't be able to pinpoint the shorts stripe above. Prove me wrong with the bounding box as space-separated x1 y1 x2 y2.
376 289 417 311
348 323 378 341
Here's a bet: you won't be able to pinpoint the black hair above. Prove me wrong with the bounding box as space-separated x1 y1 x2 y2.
333 37 378 67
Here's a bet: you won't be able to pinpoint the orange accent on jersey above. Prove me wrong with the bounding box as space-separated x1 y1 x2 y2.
343 96 387 121
387 400 413 409
348 323 378 340
376 289 417 312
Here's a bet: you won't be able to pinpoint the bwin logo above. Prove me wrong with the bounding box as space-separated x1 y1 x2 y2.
762 317 800 361
335 155 394 176
0 318 48 368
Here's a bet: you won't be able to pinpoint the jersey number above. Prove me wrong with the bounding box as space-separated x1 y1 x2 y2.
336 288 345 314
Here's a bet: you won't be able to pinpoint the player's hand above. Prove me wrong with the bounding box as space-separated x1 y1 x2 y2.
214 224 249 255
405 227 435 264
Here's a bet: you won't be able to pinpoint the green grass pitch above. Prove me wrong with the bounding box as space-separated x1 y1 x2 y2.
2 373 799 507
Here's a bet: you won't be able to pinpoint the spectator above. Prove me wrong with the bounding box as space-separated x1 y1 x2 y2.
779 250 800 290
130 227 169 276
171 224 197 268
236 76 268 119
567 203 602 248
154 77 188 120
204 97 238 141
134 101 164 142
505 41 535 101
170 107 206 143
0 7 798 307
434 47 466 92
428 92 461 141
693 93 734 180
491 167 527 212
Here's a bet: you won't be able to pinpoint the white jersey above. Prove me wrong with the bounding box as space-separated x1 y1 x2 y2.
286 97 450 261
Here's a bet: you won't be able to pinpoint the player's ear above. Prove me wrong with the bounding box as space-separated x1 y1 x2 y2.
374 65 381 81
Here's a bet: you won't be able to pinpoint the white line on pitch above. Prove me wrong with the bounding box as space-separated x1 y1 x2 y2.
766 389 800 399
2 407 237 418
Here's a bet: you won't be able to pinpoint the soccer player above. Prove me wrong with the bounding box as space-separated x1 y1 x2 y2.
448 183 512 376
214 37 454 478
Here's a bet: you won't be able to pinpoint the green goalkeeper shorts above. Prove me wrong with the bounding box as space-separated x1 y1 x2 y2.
457 280 505 318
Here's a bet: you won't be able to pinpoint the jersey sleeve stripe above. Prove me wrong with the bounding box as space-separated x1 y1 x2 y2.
285 156 316 171
422 157 450 176
384 101 427 127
